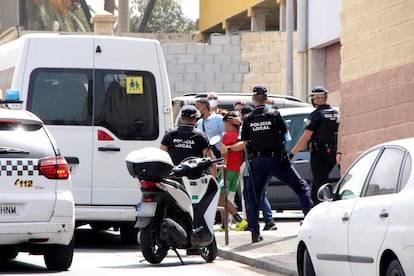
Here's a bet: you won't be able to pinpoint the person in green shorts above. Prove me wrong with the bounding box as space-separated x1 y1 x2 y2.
218 111 248 232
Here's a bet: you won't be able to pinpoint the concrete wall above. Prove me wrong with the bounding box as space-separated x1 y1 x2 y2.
162 34 249 98
163 31 300 100
339 0 414 171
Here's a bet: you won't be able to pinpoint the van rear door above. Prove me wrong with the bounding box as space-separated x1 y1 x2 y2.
91 37 167 208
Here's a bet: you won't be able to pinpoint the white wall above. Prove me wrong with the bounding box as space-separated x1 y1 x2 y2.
308 0 341 49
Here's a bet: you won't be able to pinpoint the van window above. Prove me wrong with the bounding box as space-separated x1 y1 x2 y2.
94 70 158 140
27 69 91 125
27 68 159 140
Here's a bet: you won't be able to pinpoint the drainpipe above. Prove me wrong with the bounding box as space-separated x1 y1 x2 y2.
286 0 294 96
297 0 308 101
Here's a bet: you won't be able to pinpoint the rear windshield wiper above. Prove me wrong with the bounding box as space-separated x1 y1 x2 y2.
0 147 30 154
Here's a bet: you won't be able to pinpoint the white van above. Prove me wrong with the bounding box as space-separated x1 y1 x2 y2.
0 33 173 243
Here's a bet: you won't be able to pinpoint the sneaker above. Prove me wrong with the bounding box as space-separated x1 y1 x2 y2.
252 233 263 243
235 219 248 231
263 222 278 231
218 225 225 232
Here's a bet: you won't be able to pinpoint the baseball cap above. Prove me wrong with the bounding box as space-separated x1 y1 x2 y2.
181 105 197 118
252 85 268 95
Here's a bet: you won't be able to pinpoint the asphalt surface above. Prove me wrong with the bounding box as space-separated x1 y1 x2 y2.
215 212 302 276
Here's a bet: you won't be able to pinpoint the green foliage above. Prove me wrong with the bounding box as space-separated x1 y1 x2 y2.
24 0 90 32
130 0 197 33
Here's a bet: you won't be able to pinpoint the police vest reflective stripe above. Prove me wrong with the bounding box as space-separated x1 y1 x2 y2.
246 110 283 153
314 108 339 144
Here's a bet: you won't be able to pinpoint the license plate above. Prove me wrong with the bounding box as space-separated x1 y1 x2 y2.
136 202 156 217
0 205 18 215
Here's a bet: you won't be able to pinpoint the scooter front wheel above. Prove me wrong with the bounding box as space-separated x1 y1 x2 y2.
140 222 169 264
200 236 217 263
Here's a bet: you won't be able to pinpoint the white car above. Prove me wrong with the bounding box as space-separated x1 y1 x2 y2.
0 106 75 270
297 137 414 276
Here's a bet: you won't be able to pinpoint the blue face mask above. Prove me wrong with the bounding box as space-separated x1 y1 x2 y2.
265 104 273 110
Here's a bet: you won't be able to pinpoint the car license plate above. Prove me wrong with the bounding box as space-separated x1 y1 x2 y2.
0 205 18 215
136 202 156 217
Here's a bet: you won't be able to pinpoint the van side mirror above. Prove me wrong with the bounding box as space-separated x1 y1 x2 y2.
317 183 334 202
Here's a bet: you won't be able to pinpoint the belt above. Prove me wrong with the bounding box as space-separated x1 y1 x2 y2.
249 151 279 158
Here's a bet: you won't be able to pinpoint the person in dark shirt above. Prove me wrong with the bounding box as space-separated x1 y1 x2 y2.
160 105 210 165
290 86 339 205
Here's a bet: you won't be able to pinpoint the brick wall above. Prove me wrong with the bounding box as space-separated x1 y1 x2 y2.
241 31 298 96
339 0 414 170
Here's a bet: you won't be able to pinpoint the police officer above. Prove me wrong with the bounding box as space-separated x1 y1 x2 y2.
290 86 339 205
160 105 210 165
222 85 313 243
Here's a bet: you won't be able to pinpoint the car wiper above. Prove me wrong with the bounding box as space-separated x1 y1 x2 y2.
0 147 30 154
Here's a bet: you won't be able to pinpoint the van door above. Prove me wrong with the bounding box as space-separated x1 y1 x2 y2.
26 69 93 206
24 37 94 207
91 37 164 208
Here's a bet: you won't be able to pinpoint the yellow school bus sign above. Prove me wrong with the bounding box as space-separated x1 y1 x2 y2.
126 76 143 94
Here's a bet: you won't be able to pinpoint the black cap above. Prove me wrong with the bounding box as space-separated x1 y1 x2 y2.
181 105 197 118
252 85 268 95
309 86 328 97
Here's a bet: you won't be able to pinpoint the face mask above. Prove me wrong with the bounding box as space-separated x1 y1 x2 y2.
208 99 218 108
265 104 273 110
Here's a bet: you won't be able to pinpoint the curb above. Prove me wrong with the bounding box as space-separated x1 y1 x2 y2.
217 248 298 276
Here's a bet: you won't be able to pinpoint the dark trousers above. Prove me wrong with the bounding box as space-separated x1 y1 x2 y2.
245 156 313 235
310 151 337 205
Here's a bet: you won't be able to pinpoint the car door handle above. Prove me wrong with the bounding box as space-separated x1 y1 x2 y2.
341 213 350 222
98 146 121 152
379 209 389 218
292 159 309 164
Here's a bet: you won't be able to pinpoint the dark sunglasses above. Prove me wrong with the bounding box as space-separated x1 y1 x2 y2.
208 97 218 100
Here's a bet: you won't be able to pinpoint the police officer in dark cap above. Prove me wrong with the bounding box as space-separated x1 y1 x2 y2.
160 105 210 165
290 86 339 205
222 85 313 243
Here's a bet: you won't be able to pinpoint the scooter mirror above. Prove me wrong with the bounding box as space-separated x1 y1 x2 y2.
209 135 221 146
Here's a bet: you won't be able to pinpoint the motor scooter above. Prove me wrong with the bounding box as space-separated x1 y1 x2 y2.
125 138 222 264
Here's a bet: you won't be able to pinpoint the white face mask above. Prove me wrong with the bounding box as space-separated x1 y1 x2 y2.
208 99 218 108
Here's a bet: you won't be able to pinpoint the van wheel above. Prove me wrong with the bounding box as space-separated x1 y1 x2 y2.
0 248 18 260
120 225 139 245
44 237 74 271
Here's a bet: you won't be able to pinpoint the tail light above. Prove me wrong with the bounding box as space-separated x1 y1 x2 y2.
140 180 156 190
39 156 70 179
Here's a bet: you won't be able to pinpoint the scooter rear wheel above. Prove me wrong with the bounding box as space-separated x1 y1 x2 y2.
200 236 217 263
140 222 169 264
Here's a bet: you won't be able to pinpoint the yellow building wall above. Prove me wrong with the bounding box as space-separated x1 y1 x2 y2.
199 0 265 32
241 31 298 95
339 0 414 171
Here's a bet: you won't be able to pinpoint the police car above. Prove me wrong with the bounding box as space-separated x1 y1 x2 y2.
0 90 75 270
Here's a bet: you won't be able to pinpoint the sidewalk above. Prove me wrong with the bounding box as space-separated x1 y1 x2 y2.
214 216 301 276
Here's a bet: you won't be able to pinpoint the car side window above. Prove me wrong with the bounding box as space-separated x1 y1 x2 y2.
365 148 405 196
284 115 308 152
400 153 411 190
337 149 380 200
